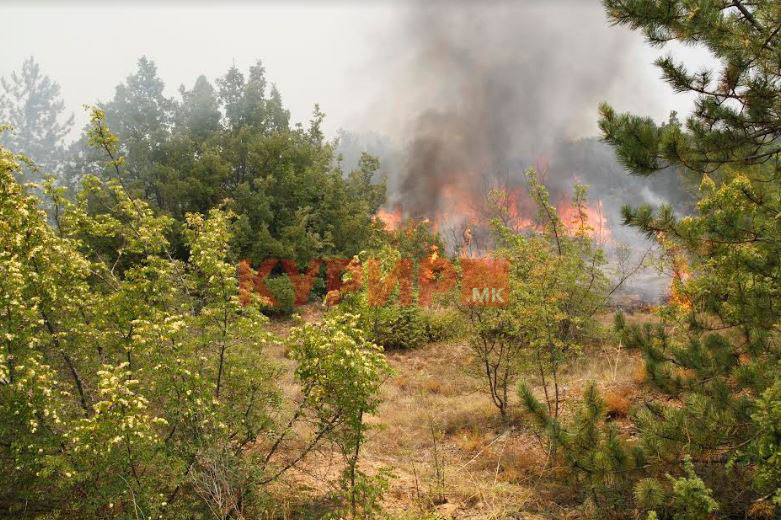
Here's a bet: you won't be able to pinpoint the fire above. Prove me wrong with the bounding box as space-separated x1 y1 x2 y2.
668 243 692 309
375 206 403 230
376 176 612 245
557 198 610 243
493 186 535 231
430 180 483 231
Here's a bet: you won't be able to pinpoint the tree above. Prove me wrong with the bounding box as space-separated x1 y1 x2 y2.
0 110 390 519
216 61 289 133
466 170 610 421
0 57 74 179
589 0 781 516
521 382 644 515
286 313 391 518
73 58 384 268
100 56 175 202
600 1 781 177
176 75 222 142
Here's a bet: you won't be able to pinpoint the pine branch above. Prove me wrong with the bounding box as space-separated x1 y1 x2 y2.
732 0 762 32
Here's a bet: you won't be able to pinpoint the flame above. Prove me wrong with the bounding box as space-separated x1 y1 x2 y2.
556 198 610 243
495 186 535 231
375 206 403 230
669 246 692 309
378 169 613 246
428 180 483 231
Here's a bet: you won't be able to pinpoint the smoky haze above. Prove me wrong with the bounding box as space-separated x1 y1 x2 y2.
2 1 706 300
341 2 694 253
338 0 700 301
385 1 633 217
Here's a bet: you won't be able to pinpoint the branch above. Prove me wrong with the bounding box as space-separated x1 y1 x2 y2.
732 0 763 32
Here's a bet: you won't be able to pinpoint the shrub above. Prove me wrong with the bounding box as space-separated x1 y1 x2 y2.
288 313 393 519
420 307 464 343
665 457 719 520
336 245 427 350
634 478 665 513
613 309 626 332
260 274 296 316
468 171 609 420
368 305 426 350
603 388 631 419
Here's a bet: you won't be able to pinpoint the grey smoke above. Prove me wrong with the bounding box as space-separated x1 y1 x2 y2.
340 1 694 224
338 0 697 302
389 0 639 217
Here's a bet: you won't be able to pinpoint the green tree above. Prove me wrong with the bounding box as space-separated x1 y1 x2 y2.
589 0 781 516
287 313 392 518
0 110 389 519
101 57 174 198
176 75 222 142
76 58 384 266
521 382 644 514
467 170 610 420
600 1 781 178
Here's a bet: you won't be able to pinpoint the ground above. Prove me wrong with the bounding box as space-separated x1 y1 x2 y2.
261 306 657 519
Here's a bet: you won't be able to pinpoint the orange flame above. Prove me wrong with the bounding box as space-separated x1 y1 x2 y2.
375 206 403 230
377 172 612 245
669 246 692 309
557 198 610 243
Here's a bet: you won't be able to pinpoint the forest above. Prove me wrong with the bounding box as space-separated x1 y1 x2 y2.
2 1 781 519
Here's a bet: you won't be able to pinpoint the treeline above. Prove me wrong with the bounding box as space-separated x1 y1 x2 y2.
2 56 386 268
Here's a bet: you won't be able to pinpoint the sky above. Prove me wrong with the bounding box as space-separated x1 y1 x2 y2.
0 1 716 144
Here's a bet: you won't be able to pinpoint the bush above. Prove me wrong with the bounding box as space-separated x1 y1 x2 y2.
420 306 464 343
603 388 631 419
366 305 425 350
634 478 665 513
260 275 296 316
665 457 719 519
334 245 428 350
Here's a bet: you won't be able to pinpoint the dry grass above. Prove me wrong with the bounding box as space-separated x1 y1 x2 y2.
632 361 647 384
263 307 653 519
603 387 632 418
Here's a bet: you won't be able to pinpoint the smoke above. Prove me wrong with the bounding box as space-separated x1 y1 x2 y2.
337 0 698 302
386 0 641 217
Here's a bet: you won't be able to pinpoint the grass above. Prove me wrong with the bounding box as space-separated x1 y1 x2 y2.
261 306 653 519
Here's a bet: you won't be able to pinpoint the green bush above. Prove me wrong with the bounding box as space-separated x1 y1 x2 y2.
634 478 665 513
260 275 296 316
332 246 429 350
420 307 464 343
364 305 425 351
665 457 719 520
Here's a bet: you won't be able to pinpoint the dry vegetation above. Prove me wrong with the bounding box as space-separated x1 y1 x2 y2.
261 306 658 519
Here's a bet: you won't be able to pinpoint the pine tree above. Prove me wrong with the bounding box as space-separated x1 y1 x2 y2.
176 75 222 142
600 1 781 177
597 0 781 516
0 57 74 179
521 382 644 515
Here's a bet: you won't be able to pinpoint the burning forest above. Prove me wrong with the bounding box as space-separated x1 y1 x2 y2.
2 1 779 519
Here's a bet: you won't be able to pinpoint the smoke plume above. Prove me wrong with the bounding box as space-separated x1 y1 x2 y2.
339 0 697 301
389 0 641 217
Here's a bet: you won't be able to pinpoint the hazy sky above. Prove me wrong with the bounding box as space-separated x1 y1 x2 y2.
0 1 715 142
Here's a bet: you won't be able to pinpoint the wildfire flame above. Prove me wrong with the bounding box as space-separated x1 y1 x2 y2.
375 206 403 230
557 198 610 243
376 190 611 243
